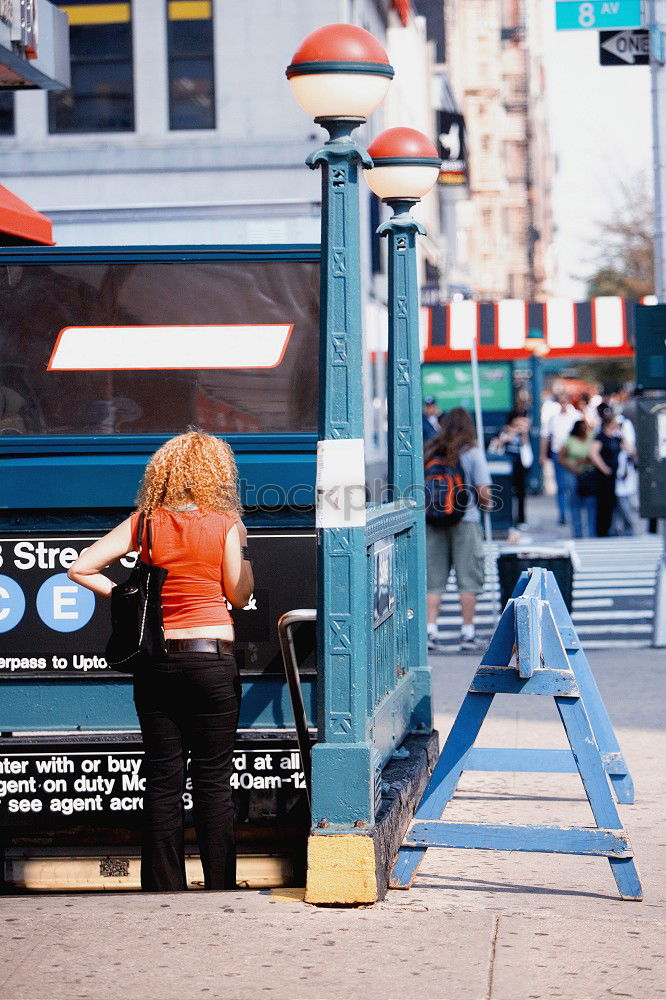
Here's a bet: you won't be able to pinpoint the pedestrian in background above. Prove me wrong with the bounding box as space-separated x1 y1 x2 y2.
558 419 600 538
539 388 578 527
68 431 253 892
422 395 441 442
581 387 603 431
489 411 532 529
614 444 638 536
425 407 491 654
591 411 622 537
539 382 564 438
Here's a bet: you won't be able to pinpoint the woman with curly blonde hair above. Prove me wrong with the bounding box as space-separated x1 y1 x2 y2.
69 430 253 892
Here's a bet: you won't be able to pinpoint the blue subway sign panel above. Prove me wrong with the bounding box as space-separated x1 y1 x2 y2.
555 1 642 30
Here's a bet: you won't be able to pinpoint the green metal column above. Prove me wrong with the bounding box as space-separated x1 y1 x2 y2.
380 200 431 731
308 122 378 828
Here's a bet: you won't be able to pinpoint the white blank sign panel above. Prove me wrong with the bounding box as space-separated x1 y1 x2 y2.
48 325 294 371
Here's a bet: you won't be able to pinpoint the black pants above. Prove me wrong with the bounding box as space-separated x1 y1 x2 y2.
595 474 617 538
133 649 241 891
512 459 526 525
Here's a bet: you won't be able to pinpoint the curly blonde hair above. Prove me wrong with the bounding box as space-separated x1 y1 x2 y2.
136 431 242 517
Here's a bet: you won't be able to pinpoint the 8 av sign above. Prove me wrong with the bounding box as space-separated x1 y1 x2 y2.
555 1 642 30
600 29 650 64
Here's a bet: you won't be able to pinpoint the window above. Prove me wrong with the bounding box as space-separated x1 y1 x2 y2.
0 258 319 435
167 0 215 130
48 2 134 133
0 92 14 135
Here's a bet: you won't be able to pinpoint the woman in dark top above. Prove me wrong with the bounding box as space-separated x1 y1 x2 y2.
590 412 622 537
492 411 532 527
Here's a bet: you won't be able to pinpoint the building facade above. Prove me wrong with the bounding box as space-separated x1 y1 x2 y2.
442 0 554 301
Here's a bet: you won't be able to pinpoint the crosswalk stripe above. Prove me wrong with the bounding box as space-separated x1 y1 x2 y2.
568 609 652 621
576 624 652 634
568 639 647 649
573 576 655 582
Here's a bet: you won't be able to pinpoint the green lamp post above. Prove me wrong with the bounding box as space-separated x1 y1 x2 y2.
366 126 441 723
287 24 394 826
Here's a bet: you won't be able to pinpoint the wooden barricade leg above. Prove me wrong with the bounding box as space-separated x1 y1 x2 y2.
545 572 635 804
390 691 494 889
555 695 642 900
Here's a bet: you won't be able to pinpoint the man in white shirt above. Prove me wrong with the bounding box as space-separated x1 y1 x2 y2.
539 389 579 526
614 412 638 535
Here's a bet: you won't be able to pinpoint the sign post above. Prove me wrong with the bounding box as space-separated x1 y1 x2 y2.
647 0 666 646
469 336 493 548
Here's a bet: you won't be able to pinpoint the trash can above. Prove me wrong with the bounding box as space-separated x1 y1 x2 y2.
497 546 575 612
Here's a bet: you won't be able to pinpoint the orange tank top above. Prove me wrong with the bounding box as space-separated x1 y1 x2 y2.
130 508 239 629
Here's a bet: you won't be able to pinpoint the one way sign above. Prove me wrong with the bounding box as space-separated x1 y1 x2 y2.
599 29 650 65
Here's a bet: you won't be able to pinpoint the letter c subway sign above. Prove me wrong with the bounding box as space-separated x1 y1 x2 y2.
0 576 26 634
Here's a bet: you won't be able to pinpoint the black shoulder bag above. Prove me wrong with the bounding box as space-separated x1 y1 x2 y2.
105 513 168 674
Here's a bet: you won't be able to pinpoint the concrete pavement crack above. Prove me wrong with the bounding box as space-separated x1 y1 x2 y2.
485 914 500 1000
0 933 49 996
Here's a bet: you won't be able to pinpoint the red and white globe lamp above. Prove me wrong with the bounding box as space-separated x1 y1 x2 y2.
286 23 394 136
366 126 441 211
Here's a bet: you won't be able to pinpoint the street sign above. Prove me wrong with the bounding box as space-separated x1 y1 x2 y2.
600 29 650 64
555 1 642 31
437 110 468 187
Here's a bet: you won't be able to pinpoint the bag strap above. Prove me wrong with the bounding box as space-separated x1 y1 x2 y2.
136 511 145 554
135 511 153 567
145 517 153 567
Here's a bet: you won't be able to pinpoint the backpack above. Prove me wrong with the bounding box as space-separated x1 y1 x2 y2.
424 456 467 525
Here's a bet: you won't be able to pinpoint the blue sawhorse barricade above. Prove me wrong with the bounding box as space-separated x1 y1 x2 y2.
391 568 642 901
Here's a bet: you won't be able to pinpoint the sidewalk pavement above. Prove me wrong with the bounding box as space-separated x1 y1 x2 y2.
1 646 664 1000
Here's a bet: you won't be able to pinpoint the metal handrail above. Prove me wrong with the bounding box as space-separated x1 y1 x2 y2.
277 609 316 809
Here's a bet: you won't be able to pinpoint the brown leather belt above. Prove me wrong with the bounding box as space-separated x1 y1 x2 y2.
165 638 234 655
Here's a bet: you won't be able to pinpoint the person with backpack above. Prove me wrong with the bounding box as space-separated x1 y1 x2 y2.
425 407 492 653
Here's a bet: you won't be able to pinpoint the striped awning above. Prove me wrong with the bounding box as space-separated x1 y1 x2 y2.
424 297 636 361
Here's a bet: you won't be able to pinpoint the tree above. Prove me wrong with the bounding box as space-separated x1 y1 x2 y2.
585 175 654 300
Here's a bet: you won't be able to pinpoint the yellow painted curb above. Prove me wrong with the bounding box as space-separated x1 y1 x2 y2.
304 834 378 905
270 887 306 903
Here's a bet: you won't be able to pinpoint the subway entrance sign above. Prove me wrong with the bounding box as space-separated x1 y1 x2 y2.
555 1 642 31
635 304 666 391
